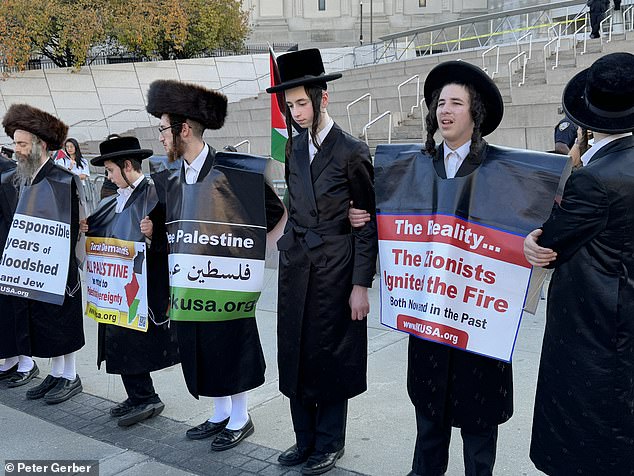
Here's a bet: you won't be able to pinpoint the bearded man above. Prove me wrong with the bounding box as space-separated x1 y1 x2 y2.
1 104 84 403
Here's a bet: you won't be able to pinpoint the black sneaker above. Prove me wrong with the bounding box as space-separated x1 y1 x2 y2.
26 375 61 400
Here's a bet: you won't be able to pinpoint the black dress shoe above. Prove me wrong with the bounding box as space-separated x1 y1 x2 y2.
7 362 39 388
110 399 135 417
117 401 165 427
43 375 82 404
210 417 254 451
26 375 61 399
301 448 344 475
278 444 313 466
0 363 18 381
186 417 230 440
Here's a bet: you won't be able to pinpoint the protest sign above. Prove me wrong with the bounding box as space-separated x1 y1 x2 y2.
0 178 71 305
85 236 148 332
165 152 268 322
375 144 569 362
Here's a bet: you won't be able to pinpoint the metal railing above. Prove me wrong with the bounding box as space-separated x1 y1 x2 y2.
232 139 251 154
624 5 634 29
516 32 533 59
378 0 587 62
346 93 372 135
397 75 420 119
600 8 614 43
482 45 500 78
71 108 146 129
508 51 528 91
218 72 271 93
362 111 392 145
572 15 588 57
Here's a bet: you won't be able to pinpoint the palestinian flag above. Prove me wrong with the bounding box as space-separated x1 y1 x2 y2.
270 46 288 163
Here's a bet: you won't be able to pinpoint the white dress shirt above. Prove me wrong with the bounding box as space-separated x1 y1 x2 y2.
308 118 334 163
580 132 632 166
183 144 210 184
442 141 471 178
115 175 145 213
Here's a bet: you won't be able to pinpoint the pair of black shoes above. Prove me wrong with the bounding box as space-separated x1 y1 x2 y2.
110 398 165 427
5 362 39 387
186 416 255 451
278 444 345 475
26 373 83 404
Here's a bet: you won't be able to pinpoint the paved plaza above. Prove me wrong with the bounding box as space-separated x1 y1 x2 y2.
0 267 548 475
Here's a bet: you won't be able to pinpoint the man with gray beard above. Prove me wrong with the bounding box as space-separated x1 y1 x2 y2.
1 104 85 403
0 151 36 386
13 136 43 185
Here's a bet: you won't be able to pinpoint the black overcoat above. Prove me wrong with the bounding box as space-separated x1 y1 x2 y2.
158 145 285 398
89 178 179 375
10 160 85 358
530 136 634 476
277 123 378 402
0 156 18 359
407 144 513 429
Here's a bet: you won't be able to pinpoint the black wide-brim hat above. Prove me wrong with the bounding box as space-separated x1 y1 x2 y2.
562 52 634 134
266 49 342 94
424 61 504 136
91 136 153 167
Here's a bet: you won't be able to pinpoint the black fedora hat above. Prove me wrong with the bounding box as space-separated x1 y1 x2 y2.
562 52 634 134
266 49 342 94
91 136 153 167
424 61 504 136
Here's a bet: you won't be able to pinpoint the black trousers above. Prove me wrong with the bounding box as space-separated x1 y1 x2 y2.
590 10 605 36
289 397 348 454
121 373 160 406
412 407 498 476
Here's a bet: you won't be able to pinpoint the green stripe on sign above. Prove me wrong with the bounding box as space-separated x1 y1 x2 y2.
271 128 287 163
169 287 261 322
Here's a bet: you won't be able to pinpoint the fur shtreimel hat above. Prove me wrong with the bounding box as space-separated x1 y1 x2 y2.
562 52 634 134
2 104 68 150
146 80 228 130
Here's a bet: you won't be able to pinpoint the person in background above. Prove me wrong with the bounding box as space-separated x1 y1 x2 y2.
554 115 577 155
55 138 90 180
588 0 609 39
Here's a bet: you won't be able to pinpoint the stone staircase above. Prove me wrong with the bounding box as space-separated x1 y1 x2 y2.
129 28 634 161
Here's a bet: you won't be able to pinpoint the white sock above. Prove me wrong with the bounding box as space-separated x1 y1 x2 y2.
16 355 34 373
62 352 76 380
226 392 249 430
50 356 64 378
209 396 231 423
0 356 19 371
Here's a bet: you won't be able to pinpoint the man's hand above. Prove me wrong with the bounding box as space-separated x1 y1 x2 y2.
348 201 370 228
79 218 88 234
140 216 153 239
349 285 370 320
524 229 557 267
